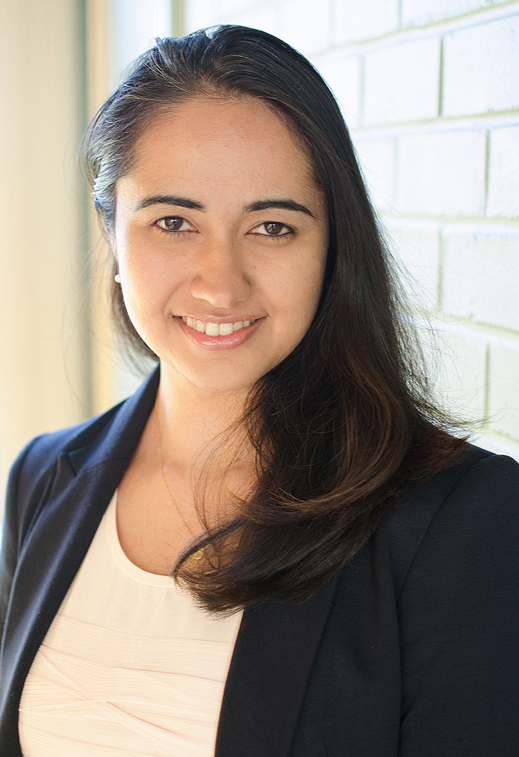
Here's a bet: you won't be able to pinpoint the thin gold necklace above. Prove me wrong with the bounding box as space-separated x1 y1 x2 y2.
156 410 204 560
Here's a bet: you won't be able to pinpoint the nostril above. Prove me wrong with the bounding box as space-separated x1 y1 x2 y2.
190 270 251 308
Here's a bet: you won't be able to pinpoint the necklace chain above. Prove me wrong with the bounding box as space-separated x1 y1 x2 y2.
156 410 204 560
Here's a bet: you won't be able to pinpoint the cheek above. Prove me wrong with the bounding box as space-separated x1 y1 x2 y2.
117 259 167 340
296 250 327 310
119 240 182 308
272 255 326 337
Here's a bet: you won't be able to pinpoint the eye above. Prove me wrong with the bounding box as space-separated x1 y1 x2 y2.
155 216 195 233
251 221 293 237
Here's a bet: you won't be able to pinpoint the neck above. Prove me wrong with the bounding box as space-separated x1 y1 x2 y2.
153 365 254 473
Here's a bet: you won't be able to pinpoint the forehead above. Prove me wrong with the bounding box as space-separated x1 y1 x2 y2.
121 96 319 200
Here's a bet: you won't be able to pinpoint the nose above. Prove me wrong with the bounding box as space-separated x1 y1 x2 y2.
190 237 250 309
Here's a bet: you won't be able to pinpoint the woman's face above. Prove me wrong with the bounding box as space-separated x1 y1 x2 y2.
113 96 328 395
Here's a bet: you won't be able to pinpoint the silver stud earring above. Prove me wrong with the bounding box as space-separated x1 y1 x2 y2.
114 273 121 284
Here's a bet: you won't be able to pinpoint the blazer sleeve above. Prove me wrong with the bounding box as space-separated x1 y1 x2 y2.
0 436 58 633
398 453 519 756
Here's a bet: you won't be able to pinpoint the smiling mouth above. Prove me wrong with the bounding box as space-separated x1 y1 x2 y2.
182 316 257 336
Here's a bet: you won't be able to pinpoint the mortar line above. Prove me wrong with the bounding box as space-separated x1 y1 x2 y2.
438 36 444 118
318 1 519 57
349 110 519 139
483 130 491 216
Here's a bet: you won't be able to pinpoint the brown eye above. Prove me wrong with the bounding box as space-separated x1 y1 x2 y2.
264 222 286 235
157 216 185 232
250 221 293 239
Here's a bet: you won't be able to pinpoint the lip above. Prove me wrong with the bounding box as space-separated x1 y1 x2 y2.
176 315 264 350
180 314 262 324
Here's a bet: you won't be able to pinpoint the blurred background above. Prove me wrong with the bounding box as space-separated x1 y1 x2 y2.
1 0 518 501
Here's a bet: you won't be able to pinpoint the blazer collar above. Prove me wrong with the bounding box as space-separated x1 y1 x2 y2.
65 364 160 472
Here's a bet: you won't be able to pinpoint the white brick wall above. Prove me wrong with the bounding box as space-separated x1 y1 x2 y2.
443 15 519 116
317 50 362 122
354 137 396 209
490 343 519 439
334 0 399 43
279 0 332 55
402 0 509 26
385 225 440 312
396 130 487 216
184 0 519 459
364 36 440 124
418 324 488 417
442 234 519 331
487 125 519 218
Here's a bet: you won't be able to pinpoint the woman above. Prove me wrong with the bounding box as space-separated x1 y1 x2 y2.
1 25 518 757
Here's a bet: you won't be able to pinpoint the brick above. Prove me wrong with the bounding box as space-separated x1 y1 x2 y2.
442 233 519 331
280 0 331 56
364 36 440 125
221 1 281 37
354 136 396 211
487 125 519 219
384 227 440 311
416 325 487 417
443 15 519 116
335 0 399 44
402 0 506 26
489 342 519 441
317 51 361 123
396 130 486 216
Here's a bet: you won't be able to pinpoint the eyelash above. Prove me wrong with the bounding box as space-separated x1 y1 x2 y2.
154 217 294 239
251 222 294 239
155 217 194 234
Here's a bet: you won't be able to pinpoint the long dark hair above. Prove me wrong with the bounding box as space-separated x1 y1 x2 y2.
83 25 467 612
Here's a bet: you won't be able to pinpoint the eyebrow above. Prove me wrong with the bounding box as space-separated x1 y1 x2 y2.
134 195 314 218
245 199 315 218
134 195 205 212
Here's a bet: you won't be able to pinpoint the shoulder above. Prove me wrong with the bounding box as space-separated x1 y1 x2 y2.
8 402 121 498
11 402 125 484
375 445 519 596
405 445 519 572
7 366 160 505
3 366 159 537
404 444 519 535
2 403 124 548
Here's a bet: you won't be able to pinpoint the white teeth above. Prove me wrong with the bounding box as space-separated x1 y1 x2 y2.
183 317 255 335
205 322 219 336
219 322 234 336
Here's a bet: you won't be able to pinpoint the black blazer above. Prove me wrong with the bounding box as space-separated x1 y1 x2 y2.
1 367 519 757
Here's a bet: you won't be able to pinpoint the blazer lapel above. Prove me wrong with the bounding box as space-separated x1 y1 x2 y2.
215 573 339 757
0 368 159 755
